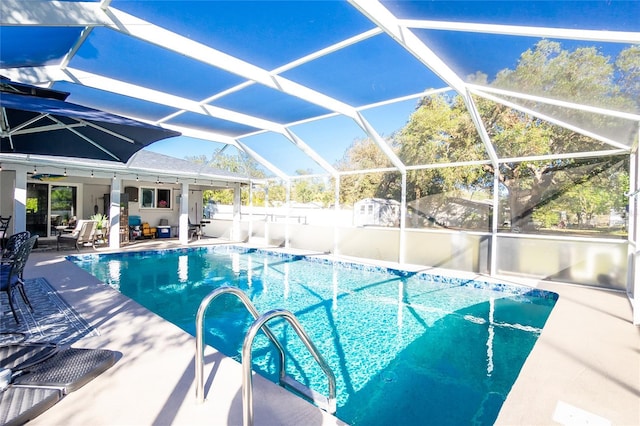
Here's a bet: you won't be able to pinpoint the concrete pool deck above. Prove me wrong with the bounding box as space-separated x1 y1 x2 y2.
17 238 640 425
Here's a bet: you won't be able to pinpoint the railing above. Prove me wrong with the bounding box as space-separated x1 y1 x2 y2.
195 286 284 403
242 309 336 426
194 287 336 426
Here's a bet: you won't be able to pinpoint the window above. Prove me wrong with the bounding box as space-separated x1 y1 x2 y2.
157 189 171 208
141 188 171 209
141 188 154 208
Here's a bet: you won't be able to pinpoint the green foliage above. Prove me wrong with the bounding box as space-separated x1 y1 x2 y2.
50 187 74 211
26 198 38 213
267 184 286 206
615 45 640 108
204 188 234 205
90 213 108 229
292 177 334 206
187 147 268 179
335 138 400 205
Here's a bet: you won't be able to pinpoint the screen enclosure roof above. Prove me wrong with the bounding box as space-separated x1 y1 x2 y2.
1 0 639 180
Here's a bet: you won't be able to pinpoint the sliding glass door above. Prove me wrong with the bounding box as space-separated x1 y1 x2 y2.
26 183 77 237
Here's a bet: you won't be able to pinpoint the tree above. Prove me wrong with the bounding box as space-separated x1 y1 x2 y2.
616 45 640 106
394 41 634 233
187 147 268 178
335 137 399 205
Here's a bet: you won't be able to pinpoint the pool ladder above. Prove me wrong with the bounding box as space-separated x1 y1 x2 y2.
195 286 337 426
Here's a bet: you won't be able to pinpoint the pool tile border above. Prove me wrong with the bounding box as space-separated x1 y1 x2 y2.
68 245 558 302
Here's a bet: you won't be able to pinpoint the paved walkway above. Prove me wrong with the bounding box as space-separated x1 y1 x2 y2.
17 240 640 425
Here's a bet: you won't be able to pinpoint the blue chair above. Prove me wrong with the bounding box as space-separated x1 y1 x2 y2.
0 235 38 323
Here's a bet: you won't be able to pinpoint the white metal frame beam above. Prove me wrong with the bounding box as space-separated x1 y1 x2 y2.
402 19 640 44
473 89 634 152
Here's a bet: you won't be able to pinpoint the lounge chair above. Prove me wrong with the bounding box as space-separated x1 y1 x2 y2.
0 235 38 323
0 343 118 425
56 220 97 251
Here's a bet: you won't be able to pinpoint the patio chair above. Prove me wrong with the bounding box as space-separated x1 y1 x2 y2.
56 220 97 251
1 231 31 262
0 234 38 323
188 219 202 240
0 216 11 249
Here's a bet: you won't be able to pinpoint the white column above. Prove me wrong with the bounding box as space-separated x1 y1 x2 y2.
13 165 28 233
248 183 254 243
399 172 407 264
108 178 121 249
490 171 501 276
232 183 241 241
179 183 189 245
284 180 290 248
628 142 640 326
264 185 270 244
333 176 340 255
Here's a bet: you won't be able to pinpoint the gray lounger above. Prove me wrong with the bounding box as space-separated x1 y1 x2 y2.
0 344 118 425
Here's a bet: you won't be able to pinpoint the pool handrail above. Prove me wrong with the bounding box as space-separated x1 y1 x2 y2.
242 308 337 426
194 286 285 403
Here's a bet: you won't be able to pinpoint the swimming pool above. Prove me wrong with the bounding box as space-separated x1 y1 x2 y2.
70 246 557 425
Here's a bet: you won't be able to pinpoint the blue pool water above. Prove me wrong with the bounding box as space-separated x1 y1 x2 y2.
70 246 557 425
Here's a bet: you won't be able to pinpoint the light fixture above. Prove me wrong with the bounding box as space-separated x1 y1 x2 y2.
90 170 94 178
33 166 37 174
113 172 117 180
156 176 160 184
136 174 139 181
63 168 67 176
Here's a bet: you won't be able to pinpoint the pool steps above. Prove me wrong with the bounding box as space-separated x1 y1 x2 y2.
195 286 337 426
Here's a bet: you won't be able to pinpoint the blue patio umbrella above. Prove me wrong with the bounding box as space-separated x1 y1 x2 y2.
0 79 180 163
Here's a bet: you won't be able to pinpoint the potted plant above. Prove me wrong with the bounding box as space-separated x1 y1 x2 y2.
90 213 108 230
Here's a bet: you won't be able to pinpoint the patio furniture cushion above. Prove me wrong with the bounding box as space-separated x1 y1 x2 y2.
0 343 59 371
0 264 19 289
12 347 117 394
0 344 116 425
0 385 61 426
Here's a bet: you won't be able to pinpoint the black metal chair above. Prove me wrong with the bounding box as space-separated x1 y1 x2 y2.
1 231 31 262
0 216 11 249
0 235 38 323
